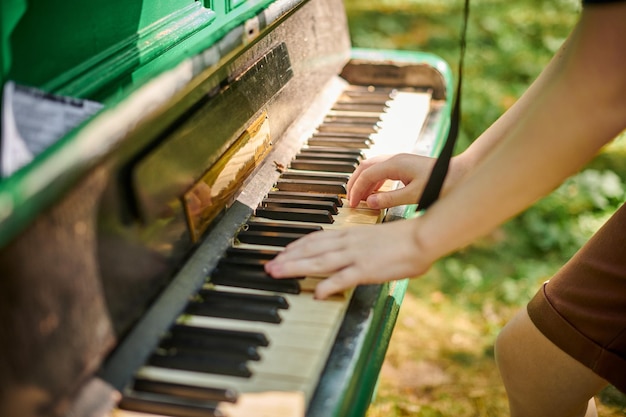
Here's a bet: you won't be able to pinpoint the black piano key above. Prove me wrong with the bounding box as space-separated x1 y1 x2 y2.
132 378 238 403
294 152 361 164
210 268 301 294
225 247 280 261
119 392 224 417
265 191 343 207
307 137 372 148
332 102 388 112
214 260 265 273
337 96 391 105
254 207 334 224
185 300 282 324
275 178 347 194
313 131 373 140
245 220 324 234
169 324 269 347
157 344 256 364
300 147 364 159
149 349 252 378
158 343 258 364
317 123 379 135
289 159 357 173
218 256 269 268
279 171 350 183
186 290 286 323
236 229 309 246
260 197 339 214
324 115 381 125
198 288 289 309
160 333 261 361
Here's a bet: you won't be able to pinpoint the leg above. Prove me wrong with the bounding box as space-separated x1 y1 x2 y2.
584 399 597 417
495 308 608 417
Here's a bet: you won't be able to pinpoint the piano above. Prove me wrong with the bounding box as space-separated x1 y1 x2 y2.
0 1 452 416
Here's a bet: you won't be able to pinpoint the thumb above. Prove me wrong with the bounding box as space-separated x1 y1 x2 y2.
366 187 416 209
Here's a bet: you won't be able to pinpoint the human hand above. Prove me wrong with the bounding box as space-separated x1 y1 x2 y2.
264 218 433 299
347 153 436 209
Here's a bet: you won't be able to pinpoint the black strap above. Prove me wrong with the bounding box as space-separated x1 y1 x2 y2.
416 0 470 211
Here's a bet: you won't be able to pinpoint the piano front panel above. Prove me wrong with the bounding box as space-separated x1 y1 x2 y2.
0 168 116 417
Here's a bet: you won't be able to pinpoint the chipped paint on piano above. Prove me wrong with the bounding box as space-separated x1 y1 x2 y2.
0 1 453 417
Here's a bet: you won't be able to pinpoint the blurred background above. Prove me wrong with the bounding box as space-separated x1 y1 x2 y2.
342 0 626 415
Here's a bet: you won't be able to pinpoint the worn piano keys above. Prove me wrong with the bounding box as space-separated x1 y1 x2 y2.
0 1 452 417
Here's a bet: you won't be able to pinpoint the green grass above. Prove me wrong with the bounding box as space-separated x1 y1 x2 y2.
343 0 626 414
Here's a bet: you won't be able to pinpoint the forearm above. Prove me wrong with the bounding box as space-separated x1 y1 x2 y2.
453 36 572 173
449 8 596 191
417 3 626 262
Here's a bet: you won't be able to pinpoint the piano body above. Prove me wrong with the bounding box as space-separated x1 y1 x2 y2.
0 1 452 416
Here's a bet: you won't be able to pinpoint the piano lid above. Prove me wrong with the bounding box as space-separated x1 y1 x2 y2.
0 0 308 99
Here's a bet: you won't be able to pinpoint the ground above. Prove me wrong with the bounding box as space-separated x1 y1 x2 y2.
366 275 626 416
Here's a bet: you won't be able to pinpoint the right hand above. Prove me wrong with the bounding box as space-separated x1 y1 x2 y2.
347 153 437 208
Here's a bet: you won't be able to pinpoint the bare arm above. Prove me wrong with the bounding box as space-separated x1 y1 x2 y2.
343 38 574 210
266 3 626 299
343 41 573 210
416 2 626 263
350 3 623 209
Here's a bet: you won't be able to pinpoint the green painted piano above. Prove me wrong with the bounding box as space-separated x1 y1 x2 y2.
0 1 452 416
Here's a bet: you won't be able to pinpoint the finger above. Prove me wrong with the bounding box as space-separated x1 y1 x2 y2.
273 230 343 261
266 249 349 279
346 162 367 195
314 266 360 299
348 170 385 207
346 155 391 202
365 185 419 209
348 161 403 207
348 181 385 208
346 155 385 190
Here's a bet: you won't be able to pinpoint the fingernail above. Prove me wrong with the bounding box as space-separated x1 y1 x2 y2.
366 194 379 208
314 283 327 300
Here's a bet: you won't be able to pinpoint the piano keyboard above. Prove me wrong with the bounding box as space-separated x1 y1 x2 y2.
112 83 432 417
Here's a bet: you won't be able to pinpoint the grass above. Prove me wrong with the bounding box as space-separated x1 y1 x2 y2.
342 0 626 415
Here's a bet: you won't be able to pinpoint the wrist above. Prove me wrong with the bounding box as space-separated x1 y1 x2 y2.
442 154 471 196
409 216 443 270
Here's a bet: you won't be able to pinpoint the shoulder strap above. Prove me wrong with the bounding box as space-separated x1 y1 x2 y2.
416 0 470 211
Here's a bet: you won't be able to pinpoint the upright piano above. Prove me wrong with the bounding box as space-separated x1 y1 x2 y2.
0 1 452 416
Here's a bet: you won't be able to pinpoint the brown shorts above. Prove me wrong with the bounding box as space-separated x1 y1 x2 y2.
527 203 626 393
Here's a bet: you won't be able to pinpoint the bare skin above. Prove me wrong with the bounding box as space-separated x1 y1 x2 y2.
265 4 626 416
265 3 626 300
